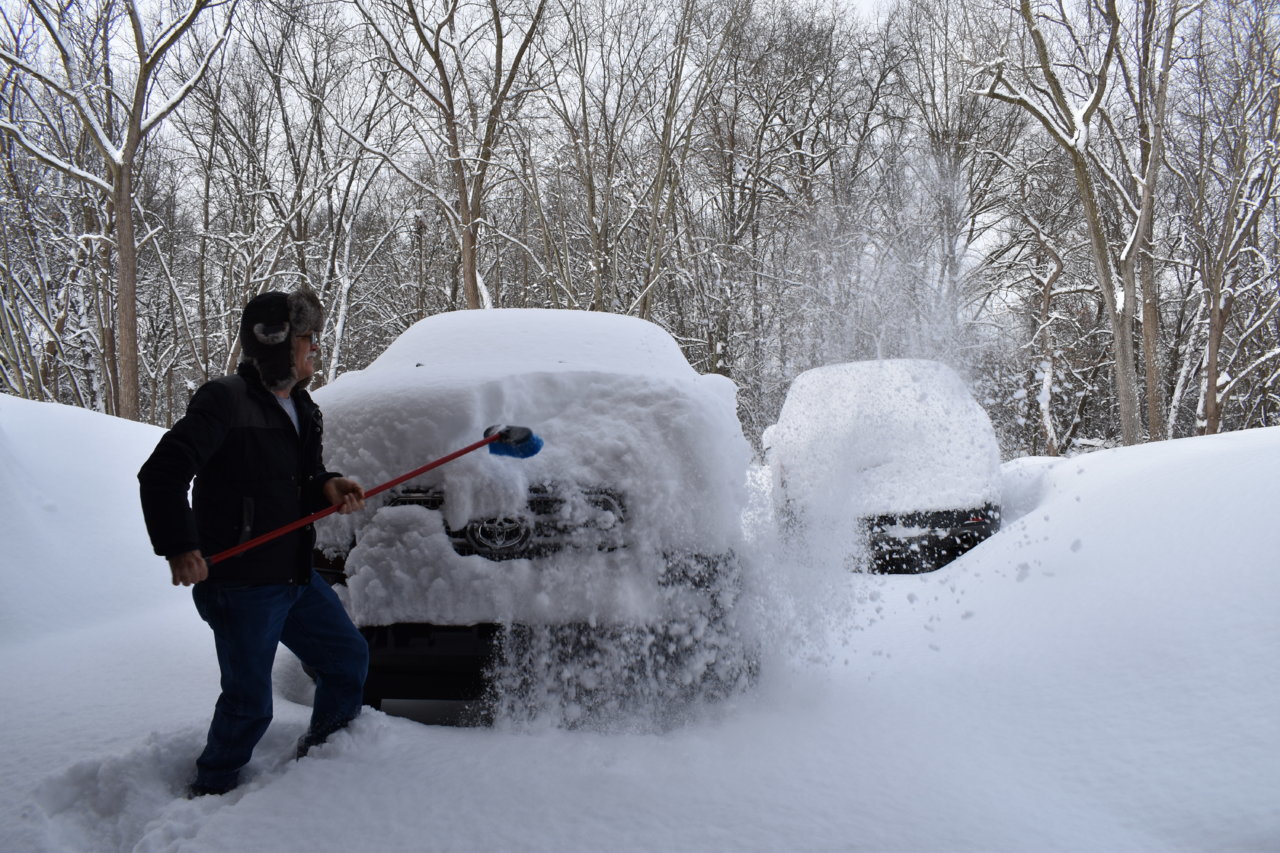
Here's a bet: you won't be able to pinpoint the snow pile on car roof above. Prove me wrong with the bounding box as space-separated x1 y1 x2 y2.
368 306 698 380
313 309 753 627
767 360 1001 519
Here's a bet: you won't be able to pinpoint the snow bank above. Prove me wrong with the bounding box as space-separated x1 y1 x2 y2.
820 427 1280 850
0 394 168 641
998 454 1062 523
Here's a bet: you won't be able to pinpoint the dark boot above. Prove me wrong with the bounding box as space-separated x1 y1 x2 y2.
186 777 236 799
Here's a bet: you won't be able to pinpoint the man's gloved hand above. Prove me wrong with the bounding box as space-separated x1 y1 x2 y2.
169 550 209 587
323 477 366 514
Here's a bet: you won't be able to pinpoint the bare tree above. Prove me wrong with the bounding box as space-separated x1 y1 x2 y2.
982 145 1112 455
354 0 549 310
886 0 1025 362
981 0 1146 443
1098 0 1198 440
0 0 236 420
1167 0 1279 434
519 0 673 312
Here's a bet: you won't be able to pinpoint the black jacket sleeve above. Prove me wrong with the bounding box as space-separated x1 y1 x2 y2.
137 381 234 558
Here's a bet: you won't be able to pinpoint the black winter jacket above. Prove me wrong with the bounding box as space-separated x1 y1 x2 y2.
138 363 341 585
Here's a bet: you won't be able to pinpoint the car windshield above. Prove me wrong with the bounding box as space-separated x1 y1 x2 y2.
769 359 1001 516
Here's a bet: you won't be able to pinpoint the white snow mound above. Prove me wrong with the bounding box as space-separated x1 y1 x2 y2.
314 309 753 626
767 359 1001 519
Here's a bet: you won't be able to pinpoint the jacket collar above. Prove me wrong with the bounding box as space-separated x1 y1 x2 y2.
237 361 312 400
236 362 315 433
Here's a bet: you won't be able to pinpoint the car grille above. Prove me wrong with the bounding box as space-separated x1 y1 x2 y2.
389 483 626 561
863 503 1001 574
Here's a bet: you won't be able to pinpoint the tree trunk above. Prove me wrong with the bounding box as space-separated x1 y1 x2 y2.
1072 155 1141 445
1199 265 1232 435
1141 254 1166 438
461 217 481 310
112 169 139 422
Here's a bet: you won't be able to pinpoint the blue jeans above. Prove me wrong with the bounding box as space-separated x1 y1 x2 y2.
191 571 368 792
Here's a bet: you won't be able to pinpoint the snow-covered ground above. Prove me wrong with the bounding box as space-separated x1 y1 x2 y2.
1 389 1277 852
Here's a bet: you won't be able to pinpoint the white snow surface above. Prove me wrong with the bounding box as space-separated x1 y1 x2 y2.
313 309 752 626
767 360 1002 520
2 388 1279 852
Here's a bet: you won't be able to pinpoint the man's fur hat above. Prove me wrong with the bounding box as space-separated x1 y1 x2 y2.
238 289 324 392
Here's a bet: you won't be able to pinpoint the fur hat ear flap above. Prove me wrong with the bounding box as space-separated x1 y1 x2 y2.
239 292 291 359
251 321 290 348
287 289 324 337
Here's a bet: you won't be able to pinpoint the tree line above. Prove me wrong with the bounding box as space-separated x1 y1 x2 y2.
1 0 1276 456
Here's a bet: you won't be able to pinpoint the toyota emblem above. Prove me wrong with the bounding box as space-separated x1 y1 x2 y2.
467 517 530 553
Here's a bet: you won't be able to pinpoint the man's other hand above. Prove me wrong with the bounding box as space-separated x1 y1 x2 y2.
324 477 366 514
169 551 208 586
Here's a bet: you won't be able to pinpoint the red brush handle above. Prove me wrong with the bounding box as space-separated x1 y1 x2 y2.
208 432 500 565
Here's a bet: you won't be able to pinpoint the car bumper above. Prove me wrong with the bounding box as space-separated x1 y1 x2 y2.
360 623 500 704
359 618 758 712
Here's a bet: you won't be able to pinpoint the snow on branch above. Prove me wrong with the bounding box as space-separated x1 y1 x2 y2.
137 1 239 138
0 119 112 193
0 42 121 165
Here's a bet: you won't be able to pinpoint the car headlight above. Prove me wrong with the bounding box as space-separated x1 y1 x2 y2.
582 487 626 526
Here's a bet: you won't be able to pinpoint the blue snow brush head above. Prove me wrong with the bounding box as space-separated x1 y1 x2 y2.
484 424 543 458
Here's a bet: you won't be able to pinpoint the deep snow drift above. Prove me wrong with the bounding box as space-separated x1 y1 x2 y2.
1 390 1277 852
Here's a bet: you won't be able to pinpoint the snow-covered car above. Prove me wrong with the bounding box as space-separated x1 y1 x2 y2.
313 309 757 722
764 360 1002 573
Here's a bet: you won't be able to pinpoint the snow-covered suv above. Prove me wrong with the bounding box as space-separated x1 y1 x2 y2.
764 359 1002 573
313 309 757 722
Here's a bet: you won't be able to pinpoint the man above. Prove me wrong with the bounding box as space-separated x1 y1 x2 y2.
138 288 369 798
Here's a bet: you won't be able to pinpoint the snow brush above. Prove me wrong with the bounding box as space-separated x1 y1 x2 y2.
207 424 543 565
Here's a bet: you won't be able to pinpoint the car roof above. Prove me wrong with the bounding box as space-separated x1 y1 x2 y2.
777 360 992 436
366 308 698 381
